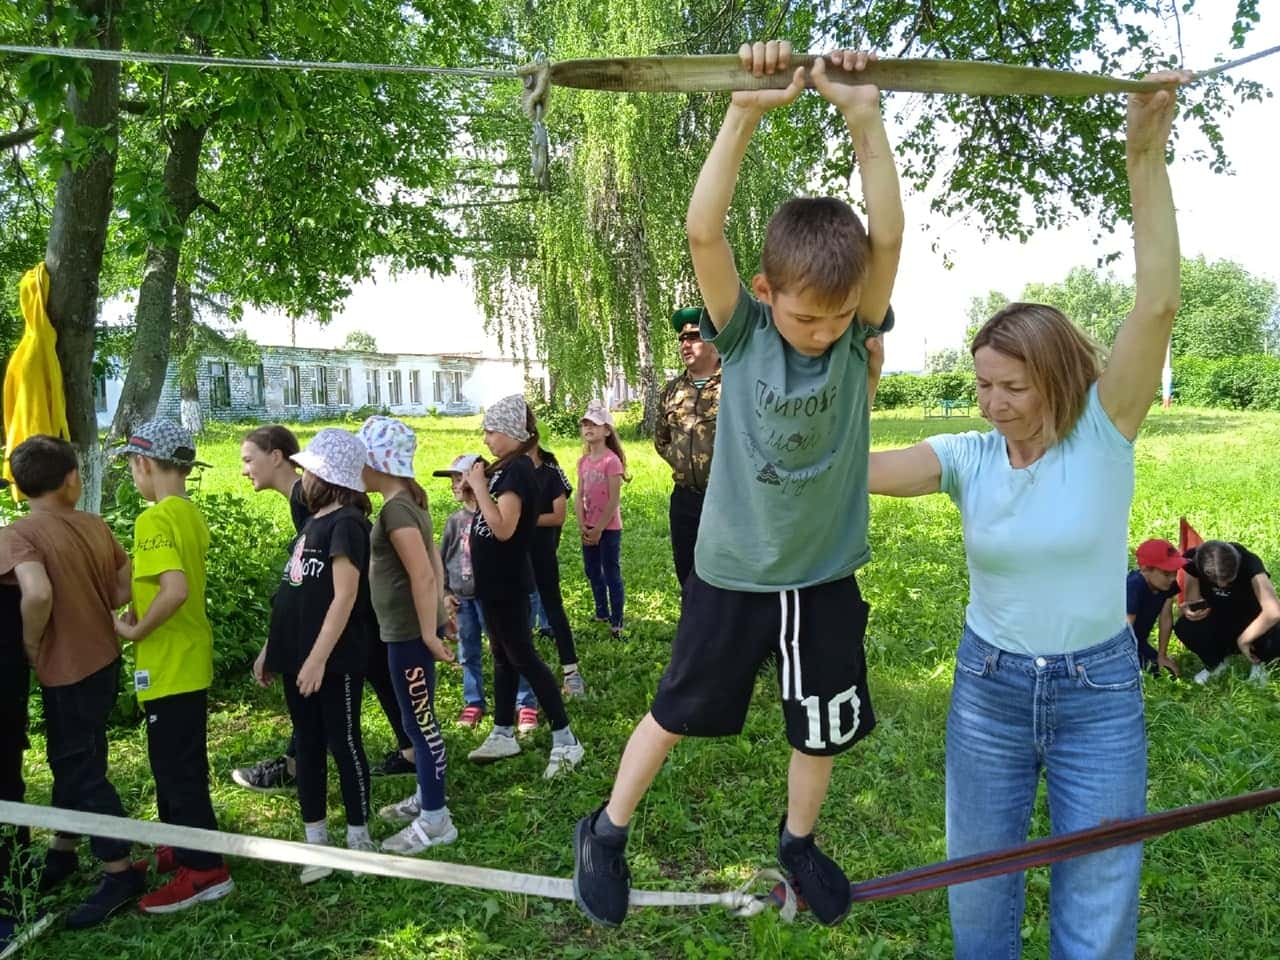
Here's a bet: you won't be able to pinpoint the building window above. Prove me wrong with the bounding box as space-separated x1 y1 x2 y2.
245 364 264 405
283 365 301 407
386 369 403 406
366 368 381 405
336 367 351 406
409 369 421 404
209 362 230 409
313 365 328 405
433 371 445 404
93 375 108 412
450 371 464 403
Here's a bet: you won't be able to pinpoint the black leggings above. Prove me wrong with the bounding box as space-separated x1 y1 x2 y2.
284 672 371 827
480 592 569 731
365 634 414 752
1175 613 1280 669
531 527 577 666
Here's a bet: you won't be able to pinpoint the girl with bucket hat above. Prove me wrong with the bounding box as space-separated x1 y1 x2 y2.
356 416 459 854
254 428 377 880
465 395 585 778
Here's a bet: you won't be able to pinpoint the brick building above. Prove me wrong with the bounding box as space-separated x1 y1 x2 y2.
96 343 546 428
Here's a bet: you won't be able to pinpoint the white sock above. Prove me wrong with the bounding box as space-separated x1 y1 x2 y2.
563 663 578 677
552 726 577 748
492 725 515 738
347 824 372 848
304 821 328 845
420 806 449 826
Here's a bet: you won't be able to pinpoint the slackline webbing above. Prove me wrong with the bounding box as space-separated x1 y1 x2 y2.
3 786 1278 921
1 43 1277 95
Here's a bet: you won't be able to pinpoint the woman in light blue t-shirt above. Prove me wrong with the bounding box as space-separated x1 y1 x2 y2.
868 75 1190 960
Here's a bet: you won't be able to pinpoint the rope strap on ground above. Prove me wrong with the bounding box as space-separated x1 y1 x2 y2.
2 786 1277 921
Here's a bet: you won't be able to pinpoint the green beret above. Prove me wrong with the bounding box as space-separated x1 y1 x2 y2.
670 306 706 335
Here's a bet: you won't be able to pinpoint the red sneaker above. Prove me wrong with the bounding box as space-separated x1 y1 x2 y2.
139 865 234 915
517 706 539 734
456 705 484 729
132 845 178 876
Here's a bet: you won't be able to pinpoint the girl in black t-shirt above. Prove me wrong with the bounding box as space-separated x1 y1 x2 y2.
253 428 376 880
529 444 584 697
1175 540 1280 685
465 395 585 778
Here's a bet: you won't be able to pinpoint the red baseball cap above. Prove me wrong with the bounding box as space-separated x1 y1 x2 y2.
1136 539 1187 572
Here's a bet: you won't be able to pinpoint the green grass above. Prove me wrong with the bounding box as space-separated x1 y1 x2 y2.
14 406 1280 959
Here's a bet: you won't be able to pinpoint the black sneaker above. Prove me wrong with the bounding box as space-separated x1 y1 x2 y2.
230 756 295 792
64 869 144 930
777 819 852 926
373 751 416 777
573 808 631 927
37 848 79 893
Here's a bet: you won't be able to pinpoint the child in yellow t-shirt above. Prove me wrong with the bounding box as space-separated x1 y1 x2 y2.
114 420 234 913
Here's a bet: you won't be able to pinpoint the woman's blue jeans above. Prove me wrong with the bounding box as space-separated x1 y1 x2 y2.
946 625 1146 960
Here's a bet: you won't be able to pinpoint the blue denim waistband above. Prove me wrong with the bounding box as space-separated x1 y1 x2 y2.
961 623 1136 678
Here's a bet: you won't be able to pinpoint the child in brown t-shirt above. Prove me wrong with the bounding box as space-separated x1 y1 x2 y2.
0 436 143 928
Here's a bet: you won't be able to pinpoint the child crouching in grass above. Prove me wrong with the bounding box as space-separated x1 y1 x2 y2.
357 416 458 853
114 420 234 913
254 428 376 882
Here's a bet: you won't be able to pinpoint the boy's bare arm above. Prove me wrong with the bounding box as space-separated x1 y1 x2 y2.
14 561 53 665
688 40 805 331
812 51 904 329
118 570 189 642
113 557 132 609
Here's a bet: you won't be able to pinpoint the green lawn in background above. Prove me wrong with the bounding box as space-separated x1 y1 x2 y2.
16 405 1280 959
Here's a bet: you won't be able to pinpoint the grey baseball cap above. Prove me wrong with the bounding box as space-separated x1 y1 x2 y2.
114 419 211 467
432 453 482 478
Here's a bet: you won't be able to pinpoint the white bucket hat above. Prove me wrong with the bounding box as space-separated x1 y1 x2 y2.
356 416 417 479
292 428 368 491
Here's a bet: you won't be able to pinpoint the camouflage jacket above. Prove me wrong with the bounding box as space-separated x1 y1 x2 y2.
654 369 721 492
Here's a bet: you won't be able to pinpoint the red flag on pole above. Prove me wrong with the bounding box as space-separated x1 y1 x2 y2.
1178 517 1203 601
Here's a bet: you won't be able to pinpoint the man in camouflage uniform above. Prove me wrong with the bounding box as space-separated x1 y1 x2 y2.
655 307 721 589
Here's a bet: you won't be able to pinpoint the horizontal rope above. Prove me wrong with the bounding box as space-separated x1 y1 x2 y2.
0 44 516 80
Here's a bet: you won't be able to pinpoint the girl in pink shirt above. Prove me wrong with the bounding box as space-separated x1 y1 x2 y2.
576 401 629 636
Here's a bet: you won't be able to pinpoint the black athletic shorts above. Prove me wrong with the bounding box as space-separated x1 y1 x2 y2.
651 572 876 757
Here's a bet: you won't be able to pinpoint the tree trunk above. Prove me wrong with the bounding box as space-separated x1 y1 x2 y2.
625 189 659 437
45 0 121 513
109 120 208 439
173 281 203 434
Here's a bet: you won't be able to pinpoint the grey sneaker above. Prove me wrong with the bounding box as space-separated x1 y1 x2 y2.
544 740 585 779
468 731 521 763
1250 663 1269 685
562 670 587 699
381 810 459 854
378 793 421 824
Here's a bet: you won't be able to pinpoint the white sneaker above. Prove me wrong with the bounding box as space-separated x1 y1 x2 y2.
1193 663 1230 685
543 740 585 779
468 731 521 763
381 809 459 854
347 835 377 853
379 793 421 824
300 861 333 885
1250 663 1269 685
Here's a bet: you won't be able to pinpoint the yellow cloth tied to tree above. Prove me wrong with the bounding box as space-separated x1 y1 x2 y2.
3 263 70 499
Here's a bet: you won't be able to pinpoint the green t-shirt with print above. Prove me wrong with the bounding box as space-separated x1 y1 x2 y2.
131 496 213 702
693 285 893 591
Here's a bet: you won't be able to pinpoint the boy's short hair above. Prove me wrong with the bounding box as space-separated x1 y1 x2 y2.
761 197 870 309
9 435 78 498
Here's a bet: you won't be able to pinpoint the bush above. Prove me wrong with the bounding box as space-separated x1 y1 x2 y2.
874 372 976 410
529 395 582 439
1172 355 1280 410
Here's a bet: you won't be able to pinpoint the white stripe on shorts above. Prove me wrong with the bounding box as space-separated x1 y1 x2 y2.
778 591 791 700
